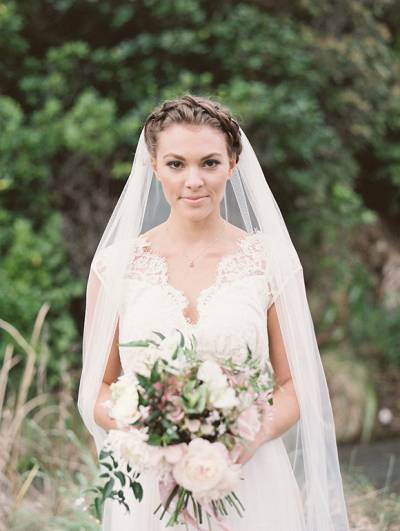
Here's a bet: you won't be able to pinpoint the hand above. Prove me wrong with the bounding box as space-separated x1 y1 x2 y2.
112 418 134 432
231 429 269 465
231 404 276 465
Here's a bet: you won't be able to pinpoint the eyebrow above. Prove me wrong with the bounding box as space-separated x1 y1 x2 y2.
163 152 223 160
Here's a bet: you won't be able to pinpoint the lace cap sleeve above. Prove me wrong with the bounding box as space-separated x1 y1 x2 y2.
250 231 276 310
253 230 302 311
91 238 138 288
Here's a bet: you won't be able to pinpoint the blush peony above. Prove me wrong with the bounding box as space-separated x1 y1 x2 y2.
172 438 238 496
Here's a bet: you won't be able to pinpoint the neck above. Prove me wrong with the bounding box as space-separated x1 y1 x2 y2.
163 210 227 245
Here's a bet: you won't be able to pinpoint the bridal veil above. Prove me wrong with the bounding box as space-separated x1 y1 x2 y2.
77 118 350 530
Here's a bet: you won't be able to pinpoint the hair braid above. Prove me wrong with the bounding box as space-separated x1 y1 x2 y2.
143 94 242 163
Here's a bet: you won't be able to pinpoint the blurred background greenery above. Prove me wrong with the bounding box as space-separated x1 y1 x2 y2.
0 0 399 529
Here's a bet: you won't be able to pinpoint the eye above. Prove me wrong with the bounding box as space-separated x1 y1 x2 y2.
166 160 183 169
166 159 221 170
204 159 220 168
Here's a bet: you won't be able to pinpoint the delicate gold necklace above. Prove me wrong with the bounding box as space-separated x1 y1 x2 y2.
165 224 227 268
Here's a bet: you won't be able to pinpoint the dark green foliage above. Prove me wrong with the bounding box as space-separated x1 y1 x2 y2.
1 0 399 385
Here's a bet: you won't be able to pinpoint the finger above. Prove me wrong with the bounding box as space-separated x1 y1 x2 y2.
230 444 243 463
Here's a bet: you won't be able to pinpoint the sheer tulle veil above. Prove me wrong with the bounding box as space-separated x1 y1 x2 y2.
77 122 350 530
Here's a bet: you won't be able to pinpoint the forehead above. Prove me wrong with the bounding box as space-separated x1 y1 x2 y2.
156 123 228 157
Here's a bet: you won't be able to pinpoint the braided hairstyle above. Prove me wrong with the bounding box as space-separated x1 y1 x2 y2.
143 94 243 163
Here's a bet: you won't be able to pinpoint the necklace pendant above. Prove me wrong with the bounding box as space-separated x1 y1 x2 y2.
189 260 195 268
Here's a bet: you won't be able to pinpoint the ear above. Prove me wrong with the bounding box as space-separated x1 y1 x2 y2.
150 158 159 180
228 157 237 179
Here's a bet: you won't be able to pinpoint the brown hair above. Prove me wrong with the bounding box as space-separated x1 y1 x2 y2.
143 94 243 163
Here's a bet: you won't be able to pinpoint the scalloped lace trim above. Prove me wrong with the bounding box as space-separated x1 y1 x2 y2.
125 230 269 327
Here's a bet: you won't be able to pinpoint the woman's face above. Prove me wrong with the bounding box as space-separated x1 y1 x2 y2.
151 123 236 221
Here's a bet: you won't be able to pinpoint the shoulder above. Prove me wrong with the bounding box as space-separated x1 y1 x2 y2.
91 236 145 279
240 228 269 256
223 222 266 244
138 225 159 243
137 224 167 252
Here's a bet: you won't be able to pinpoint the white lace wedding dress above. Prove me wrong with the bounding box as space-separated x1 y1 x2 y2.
102 230 306 530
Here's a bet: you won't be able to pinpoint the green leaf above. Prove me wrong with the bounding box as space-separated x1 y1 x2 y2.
94 497 103 521
152 330 166 340
132 481 143 502
171 344 180 360
119 339 151 347
137 373 150 389
115 471 126 486
175 328 185 347
99 449 111 460
103 478 115 499
150 359 160 383
147 432 162 445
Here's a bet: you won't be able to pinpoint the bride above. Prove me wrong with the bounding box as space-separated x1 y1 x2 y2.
78 94 350 530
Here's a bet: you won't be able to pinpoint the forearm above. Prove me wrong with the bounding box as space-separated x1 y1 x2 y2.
260 378 300 442
94 382 119 431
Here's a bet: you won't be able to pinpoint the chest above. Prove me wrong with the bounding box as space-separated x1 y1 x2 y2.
154 251 231 323
118 274 271 373
121 271 268 325
117 231 272 367
120 237 271 329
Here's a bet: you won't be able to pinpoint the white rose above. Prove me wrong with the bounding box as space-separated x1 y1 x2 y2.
172 438 234 494
197 360 227 390
209 386 238 409
108 373 140 422
105 429 153 471
109 392 139 422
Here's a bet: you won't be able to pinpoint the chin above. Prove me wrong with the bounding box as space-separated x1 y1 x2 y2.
182 210 210 221
173 203 213 220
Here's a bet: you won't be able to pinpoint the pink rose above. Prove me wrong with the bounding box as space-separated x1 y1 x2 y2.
167 406 185 424
229 372 248 387
162 443 188 464
149 442 188 467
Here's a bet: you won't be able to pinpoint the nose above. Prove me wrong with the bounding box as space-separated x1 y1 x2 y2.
184 167 204 188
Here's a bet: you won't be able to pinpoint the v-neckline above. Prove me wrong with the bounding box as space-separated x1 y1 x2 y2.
137 229 260 327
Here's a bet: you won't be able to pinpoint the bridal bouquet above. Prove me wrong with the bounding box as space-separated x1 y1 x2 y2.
88 330 275 529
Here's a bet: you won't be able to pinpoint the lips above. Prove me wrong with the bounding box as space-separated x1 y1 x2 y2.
181 195 209 204
182 195 208 199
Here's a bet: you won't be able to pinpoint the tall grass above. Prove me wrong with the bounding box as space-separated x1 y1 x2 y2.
0 304 99 530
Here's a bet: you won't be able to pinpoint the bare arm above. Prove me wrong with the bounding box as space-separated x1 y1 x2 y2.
93 319 122 431
260 302 300 442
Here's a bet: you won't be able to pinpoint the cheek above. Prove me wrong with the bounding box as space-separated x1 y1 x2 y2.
210 173 229 196
159 176 180 199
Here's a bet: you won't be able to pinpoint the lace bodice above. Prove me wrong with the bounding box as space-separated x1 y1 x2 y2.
118 230 275 373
